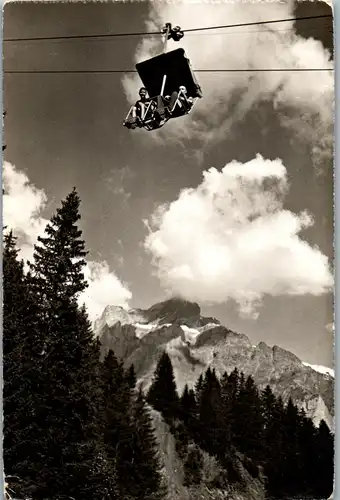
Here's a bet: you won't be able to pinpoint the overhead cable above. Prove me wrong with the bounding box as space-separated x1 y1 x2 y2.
3 14 332 43
4 68 333 74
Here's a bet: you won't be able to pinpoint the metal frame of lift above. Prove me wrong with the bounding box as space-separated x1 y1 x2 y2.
123 23 200 131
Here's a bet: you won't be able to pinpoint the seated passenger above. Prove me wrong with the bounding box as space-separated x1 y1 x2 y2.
164 86 194 115
178 86 194 111
133 87 150 123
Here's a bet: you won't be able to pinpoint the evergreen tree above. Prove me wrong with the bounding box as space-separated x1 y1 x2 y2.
179 385 198 442
264 394 286 498
232 375 264 460
194 373 204 410
280 398 303 496
261 385 276 432
126 364 137 389
313 420 334 498
3 231 45 488
297 413 318 496
102 350 134 498
147 351 179 421
229 368 241 397
198 369 225 458
129 389 165 499
29 187 88 310
220 369 240 446
180 385 197 424
26 189 113 499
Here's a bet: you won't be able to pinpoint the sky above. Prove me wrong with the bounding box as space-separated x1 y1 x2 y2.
3 0 334 367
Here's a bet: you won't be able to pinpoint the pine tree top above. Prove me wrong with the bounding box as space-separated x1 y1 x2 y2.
30 187 89 302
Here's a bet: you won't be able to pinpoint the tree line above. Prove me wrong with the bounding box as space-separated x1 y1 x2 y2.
146 351 334 499
3 189 334 500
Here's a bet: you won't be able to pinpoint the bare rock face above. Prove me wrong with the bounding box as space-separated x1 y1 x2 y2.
125 324 185 379
194 326 248 349
94 304 146 331
99 321 139 360
96 298 334 430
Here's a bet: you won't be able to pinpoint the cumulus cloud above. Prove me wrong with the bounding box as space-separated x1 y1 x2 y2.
144 154 333 317
78 261 132 322
3 161 131 322
122 0 333 165
3 161 49 262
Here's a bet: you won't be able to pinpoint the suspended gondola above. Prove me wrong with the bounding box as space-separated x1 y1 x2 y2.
123 23 203 131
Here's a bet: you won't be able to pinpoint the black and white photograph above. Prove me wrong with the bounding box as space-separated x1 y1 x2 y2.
2 1 335 499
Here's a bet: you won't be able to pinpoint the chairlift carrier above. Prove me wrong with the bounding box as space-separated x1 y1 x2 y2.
123 24 203 131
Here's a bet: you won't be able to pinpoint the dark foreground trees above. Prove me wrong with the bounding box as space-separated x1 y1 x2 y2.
3 232 44 483
3 189 164 500
26 188 114 499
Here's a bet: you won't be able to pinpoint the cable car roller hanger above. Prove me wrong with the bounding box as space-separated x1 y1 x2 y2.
123 23 203 131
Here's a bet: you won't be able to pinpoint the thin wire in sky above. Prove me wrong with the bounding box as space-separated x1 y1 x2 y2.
4 68 333 75
184 23 332 37
3 14 332 43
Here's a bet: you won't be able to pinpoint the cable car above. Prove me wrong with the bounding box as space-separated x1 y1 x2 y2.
123 24 203 131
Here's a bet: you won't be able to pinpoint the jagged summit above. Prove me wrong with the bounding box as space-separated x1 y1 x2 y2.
143 297 201 324
194 325 248 348
94 297 221 331
93 304 146 332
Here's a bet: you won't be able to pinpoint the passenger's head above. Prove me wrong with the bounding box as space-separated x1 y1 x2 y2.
139 87 147 98
179 86 187 93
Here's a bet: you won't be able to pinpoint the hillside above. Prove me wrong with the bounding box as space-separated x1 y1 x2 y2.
150 407 266 500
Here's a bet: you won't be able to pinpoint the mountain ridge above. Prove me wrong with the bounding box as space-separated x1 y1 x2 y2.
95 298 334 431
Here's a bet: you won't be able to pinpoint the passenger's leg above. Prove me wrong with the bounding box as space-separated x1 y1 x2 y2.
180 96 192 113
168 91 179 112
154 96 168 122
124 106 138 129
139 103 145 121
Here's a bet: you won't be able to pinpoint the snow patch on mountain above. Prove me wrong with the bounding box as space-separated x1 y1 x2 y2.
302 362 334 378
135 322 172 339
198 322 221 331
180 325 201 344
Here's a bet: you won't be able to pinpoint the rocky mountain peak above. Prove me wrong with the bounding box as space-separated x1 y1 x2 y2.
256 341 272 352
272 344 302 368
93 304 146 331
194 325 250 349
144 297 201 324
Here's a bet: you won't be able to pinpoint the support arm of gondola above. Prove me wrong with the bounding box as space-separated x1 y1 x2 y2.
160 75 167 97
